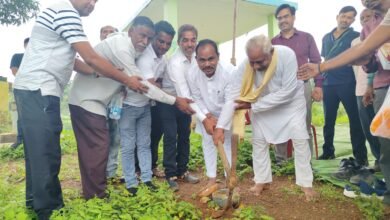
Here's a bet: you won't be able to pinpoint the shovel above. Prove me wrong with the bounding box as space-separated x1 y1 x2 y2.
211 134 239 218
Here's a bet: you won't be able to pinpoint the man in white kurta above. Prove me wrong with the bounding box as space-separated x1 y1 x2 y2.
215 35 315 200
188 39 235 186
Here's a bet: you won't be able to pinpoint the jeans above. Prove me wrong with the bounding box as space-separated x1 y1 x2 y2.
119 104 152 188
106 118 121 178
14 89 64 218
322 83 367 165
356 96 380 161
158 103 191 179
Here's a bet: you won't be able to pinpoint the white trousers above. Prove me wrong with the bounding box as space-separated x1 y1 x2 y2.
252 138 313 187
199 126 232 178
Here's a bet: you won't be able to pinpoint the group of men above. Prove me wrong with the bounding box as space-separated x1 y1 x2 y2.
9 0 390 219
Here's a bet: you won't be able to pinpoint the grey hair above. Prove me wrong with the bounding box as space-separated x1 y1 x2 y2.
245 35 272 55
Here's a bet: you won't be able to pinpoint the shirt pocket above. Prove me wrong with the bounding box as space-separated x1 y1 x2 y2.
213 88 225 104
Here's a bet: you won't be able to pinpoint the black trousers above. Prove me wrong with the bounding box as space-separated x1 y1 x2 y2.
14 89 64 219
322 83 367 165
158 102 191 178
150 103 163 169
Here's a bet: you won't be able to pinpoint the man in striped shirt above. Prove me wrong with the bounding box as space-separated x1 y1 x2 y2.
13 1 147 219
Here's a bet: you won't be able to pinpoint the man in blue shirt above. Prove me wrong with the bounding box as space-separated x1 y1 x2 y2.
320 6 367 166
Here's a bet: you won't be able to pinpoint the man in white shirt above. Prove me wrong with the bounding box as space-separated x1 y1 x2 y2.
136 20 176 178
160 24 201 191
214 35 316 200
13 1 148 219
68 16 192 197
188 39 234 187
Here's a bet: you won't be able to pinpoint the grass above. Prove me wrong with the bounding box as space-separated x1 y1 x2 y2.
0 129 262 220
311 101 349 127
0 94 364 220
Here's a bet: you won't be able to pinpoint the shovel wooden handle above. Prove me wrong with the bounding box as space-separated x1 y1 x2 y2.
216 141 231 178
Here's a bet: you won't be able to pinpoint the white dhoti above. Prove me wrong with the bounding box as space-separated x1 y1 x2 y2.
196 122 232 178
251 97 313 187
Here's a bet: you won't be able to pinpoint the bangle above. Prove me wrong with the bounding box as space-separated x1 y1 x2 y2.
318 63 326 74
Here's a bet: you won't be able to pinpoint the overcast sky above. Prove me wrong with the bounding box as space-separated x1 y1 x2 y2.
0 0 364 82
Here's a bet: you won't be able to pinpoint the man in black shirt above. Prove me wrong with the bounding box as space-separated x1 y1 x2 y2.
9 37 29 149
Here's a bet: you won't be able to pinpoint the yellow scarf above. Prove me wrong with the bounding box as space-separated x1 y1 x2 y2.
232 50 278 139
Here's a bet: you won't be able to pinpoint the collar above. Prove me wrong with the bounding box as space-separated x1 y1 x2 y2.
330 27 354 35
203 63 222 81
176 47 195 64
206 73 216 81
146 44 162 62
277 28 300 39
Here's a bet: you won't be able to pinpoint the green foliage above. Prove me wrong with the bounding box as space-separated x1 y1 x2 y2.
0 143 24 160
0 168 37 220
188 133 205 171
0 129 77 161
280 186 301 196
60 130 77 155
318 183 346 201
311 102 325 127
311 102 349 127
335 105 349 124
272 159 295 177
0 0 40 26
0 111 12 133
232 206 273 220
51 184 202 220
355 197 384 220
236 140 253 180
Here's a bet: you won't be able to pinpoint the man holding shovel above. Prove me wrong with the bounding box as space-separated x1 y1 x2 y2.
188 39 235 190
214 35 316 201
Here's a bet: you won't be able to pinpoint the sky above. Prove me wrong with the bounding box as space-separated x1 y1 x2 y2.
0 0 364 82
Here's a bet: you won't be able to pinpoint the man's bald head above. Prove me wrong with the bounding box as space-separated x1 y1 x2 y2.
100 25 118 41
246 35 273 72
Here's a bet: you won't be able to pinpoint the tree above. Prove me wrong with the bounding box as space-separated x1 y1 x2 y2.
0 0 40 26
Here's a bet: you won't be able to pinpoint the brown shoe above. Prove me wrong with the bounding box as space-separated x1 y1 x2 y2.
152 168 165 178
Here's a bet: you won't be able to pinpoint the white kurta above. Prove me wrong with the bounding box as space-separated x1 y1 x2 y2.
231 45 309 144
188 62 235 129
187 62 235 177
